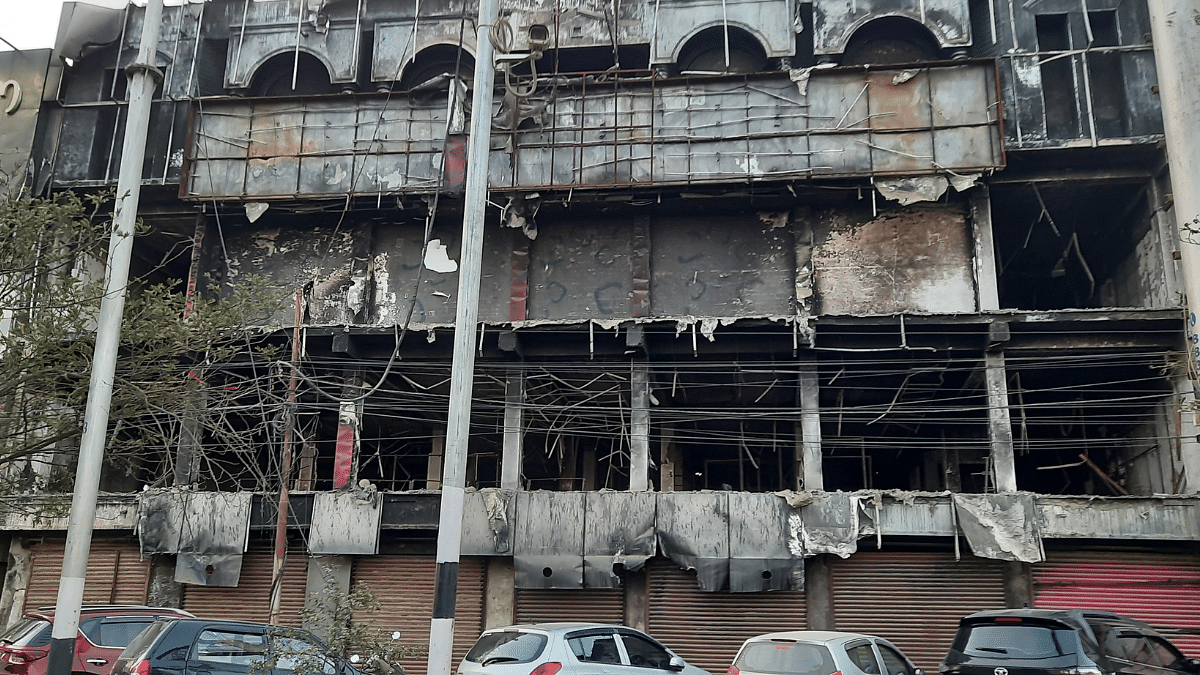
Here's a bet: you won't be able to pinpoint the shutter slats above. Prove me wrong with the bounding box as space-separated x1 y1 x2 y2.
647 560 806 674
24 538 149 612
181 550 306 626
831 552 1007 673
1033 552 1200 657
515 588 624 625
351 556 485 674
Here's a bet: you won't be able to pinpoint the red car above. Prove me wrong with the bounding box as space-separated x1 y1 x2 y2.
0 605 192 675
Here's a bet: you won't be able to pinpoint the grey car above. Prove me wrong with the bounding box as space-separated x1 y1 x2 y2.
728 631 924 675
457 623 710 675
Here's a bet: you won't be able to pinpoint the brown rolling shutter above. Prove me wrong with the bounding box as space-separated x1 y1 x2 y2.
181 550 307 625
515 588 625 625
830 551 1006 672
24 537 150 612
1033 551 1200 657
350 555 486 675
646 560 806 674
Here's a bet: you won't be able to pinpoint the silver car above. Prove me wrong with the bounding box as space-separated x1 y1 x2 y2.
728 631 924 675
458 623 711 675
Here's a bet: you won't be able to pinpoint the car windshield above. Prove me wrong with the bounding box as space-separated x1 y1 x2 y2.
464 631 548 665
957 625 1078 659
0 618 52 648
735 642 837 675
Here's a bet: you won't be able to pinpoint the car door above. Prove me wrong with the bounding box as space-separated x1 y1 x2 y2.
268 632 340 675
76 617 159 675
613 631 683 674
566 629 627 675
1102 629 1191 675
843 640 883 675
186 626 269 675
873 641 919 675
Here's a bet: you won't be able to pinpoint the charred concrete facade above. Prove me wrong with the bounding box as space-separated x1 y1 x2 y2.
2 0 1200 671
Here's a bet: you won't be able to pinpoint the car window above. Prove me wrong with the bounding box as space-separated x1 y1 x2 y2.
194 629 267 667
570 634 622 665
734 641 836 675
0 618 52 648
846 643 881 675
957 625 1077 659
95 620 155 648
1109 632 1186 669
272 635 337 675
618 633 673 670
877 644 913 675
464 631 548 665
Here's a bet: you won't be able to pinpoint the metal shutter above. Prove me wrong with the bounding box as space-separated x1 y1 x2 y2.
1033 551 1200 657
181 550 307 625
515 588 625 625
831 551 1006 672
350 555 486 674
646 559 807 674
24 537 150 612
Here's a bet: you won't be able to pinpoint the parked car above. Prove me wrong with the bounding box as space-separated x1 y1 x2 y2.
0 605 193 675
940 609 1200 675
458 623 710 675
727 631 924 675
111 617 363 675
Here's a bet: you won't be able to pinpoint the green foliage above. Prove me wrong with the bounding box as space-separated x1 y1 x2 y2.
301 573 426 667
0 188 283 493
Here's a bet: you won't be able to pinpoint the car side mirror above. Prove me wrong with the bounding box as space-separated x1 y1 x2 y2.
668 656 686 672
915 669 925 675
1185 658 1200 673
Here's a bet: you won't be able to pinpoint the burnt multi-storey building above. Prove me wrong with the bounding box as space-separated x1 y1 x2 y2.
0 0 1198 672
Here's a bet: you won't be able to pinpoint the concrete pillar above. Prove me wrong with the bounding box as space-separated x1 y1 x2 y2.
971 187 1001 312
630 365 650 491
0 539 31 626
1173 378 1200 493
303 556 351 640
427 430 445 490
484 557 515 629
146 554 184 608
798 364 823 491
985 352 1018 492
501 373 524 490
1003 561 1034 609
804 555 834 630
624 570 648 632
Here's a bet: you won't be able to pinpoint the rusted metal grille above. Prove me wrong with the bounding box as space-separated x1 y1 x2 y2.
24 537 150 612
183 62 1004 202
514 588 625 625
350 556 485 673
181 550 306 625
646 559 807 674
1033 551 1200 657
830 551 1006 672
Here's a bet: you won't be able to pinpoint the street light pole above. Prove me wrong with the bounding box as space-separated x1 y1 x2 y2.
426 0 500 672
46 2 163 675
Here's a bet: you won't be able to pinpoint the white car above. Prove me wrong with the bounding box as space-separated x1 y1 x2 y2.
728 631 924 675
458 623 711 675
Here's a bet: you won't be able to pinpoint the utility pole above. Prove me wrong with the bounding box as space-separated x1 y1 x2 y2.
46 2 163 675
1146 0 1200 492
426 0 499 670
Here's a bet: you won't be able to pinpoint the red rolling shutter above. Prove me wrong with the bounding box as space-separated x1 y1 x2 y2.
1032 551 1200 657
181 550 307 625
24 537 150 612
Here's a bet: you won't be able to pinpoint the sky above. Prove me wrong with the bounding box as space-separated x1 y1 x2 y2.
0 0 131 52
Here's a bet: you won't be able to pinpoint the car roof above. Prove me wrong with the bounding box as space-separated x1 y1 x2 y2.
483 623 636 636
742 631 896 646
960 609 1153 629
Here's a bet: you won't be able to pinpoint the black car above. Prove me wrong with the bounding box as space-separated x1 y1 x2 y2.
112 618 362 675
940 609 1200 675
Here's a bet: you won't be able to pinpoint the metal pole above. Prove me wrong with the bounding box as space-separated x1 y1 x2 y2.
427 0 499 671
1146 0 1200 493
268 289 303 624
46 2 163 674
